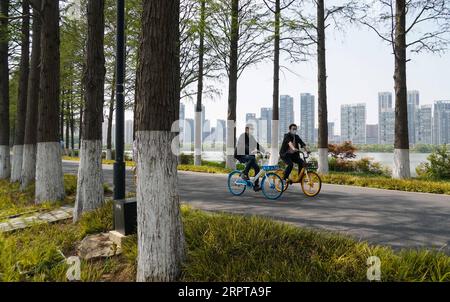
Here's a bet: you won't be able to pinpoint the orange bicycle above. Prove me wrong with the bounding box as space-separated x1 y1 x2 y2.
276 151 322 197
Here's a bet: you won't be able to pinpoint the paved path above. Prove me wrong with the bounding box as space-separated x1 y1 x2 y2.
62 161 450 252
0 206 73 233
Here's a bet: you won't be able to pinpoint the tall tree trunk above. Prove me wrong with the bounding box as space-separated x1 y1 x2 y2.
194 0 206 166
392 0 410 179
225 0 239 170
21 0 41 189
74 0 105 222
316 0 329 174
135 0 185 281
106 70 115 160
11 0 30 182
78 98 83 152
0 0 10 179
269 0 281 165
65 93 70 154
60 93 65 146
35 0 65 203
70 101 75 153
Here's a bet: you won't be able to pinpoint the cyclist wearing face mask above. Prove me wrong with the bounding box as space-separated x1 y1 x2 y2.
280 124 310 182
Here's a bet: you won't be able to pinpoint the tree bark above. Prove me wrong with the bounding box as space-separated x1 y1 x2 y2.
135 0 185 282
316 0 329 174
21 0 41 189
11 0 30 182
269 0 281 165
225 0 239 170
35 0 65 203
0 0 10 179
74 0 106 222
194 0 206 166
106 70 115 160
392 0 410 179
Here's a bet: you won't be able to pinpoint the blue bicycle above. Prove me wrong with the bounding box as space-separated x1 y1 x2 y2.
227 152 284 200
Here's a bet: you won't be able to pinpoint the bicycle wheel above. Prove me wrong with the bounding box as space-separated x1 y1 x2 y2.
274 170 289 192
228 170 247 196
300 171 322 197
261 172 284 200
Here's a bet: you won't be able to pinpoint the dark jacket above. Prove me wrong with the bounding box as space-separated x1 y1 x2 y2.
234 133 264 158
279 133 306 157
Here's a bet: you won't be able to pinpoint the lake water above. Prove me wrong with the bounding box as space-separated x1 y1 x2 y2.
181 151 431 176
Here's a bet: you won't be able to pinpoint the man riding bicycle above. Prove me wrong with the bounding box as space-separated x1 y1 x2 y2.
234 124 266 192
280 124 311 184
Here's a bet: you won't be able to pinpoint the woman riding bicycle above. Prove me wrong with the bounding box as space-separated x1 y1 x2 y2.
280 124 311 184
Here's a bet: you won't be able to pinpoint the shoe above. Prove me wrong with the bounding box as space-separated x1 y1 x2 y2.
241 174 250 181
254 184 262 192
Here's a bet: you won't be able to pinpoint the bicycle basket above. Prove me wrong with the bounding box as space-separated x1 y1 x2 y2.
307 162 317 171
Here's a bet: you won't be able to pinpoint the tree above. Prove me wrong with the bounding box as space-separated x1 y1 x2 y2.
0 0 10 180
11 0 30 183
194 0 206 166
35 0 65 203
135 0 185 281
263 0 310 165
207 0 270 169
295 0 357 174
73 0 105 222
21 0 41 189
358 0 450 179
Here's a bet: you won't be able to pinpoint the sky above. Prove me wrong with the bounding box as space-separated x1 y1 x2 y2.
173 23 450 136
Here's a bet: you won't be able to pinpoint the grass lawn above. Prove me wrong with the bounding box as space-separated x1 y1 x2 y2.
1 178 450 281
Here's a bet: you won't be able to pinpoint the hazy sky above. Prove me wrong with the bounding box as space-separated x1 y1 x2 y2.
176 24 450 136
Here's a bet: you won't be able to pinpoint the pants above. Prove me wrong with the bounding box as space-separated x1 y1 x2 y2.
236 155 260 184
281 153 305 180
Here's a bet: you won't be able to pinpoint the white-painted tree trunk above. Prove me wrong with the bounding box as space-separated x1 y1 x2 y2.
317 148 329 174
225 120 236 170
106 149 112 160
10 145 24 182
194 111 201 166
73 140 104 222
136 131 185 282
269 120 279 165
0 145 10 179
393 148 411 179
20 144 36 190
35 142 65 204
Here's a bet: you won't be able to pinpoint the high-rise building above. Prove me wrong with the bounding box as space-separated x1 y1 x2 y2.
379 109 395 144
125 120 134 145
416 105 432 144
300 93 315 143
180 103 185 122
433 100 450 145
260 107 272 144
203 119 211 140
184 118 194 145
216 119 226 143
279 95 294 142
407 90 420 144
246 113 257 124
328 122 335 141
341 103 366 144
378 92 395 145
366 124 379 144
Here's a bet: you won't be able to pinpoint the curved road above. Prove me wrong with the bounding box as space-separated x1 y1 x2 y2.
63 161 450 252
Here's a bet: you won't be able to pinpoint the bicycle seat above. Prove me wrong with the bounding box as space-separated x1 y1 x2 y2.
262 165 279 171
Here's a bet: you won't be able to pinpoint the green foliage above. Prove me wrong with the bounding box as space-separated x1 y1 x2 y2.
322 173 450 195
416 145 450 180
328 157 390 176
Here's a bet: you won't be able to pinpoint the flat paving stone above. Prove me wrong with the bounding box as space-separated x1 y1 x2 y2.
0 206 74 233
